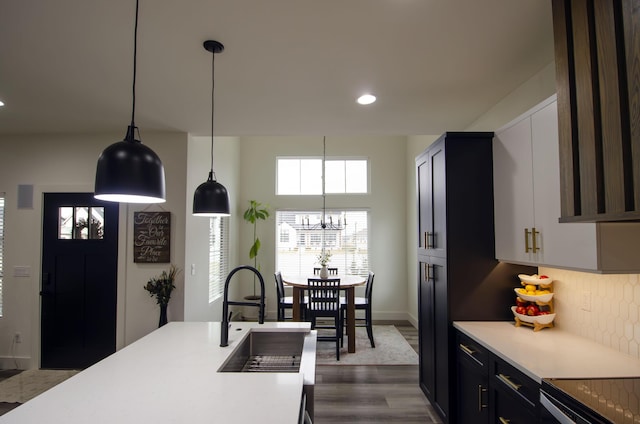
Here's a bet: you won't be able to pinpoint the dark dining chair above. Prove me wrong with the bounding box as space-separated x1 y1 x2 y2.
306 277 342 360
313 267 338 275
274 271 306 321
341 271 375 348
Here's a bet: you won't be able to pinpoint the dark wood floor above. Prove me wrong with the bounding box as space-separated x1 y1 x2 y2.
313 321 442 423
0 321 441 423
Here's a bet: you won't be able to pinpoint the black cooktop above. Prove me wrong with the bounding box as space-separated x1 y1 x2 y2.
543 377 640 423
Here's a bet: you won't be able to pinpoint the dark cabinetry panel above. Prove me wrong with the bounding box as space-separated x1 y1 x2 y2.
416 133 536 423
456 329 540 424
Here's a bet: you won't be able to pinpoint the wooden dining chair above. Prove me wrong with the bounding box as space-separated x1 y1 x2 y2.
306 277 342 360
274 271 306 321
313 267 338 275
341 271 375 348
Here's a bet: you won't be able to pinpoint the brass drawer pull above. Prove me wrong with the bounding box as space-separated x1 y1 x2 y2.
499 417 510 424
478 385 487 411
459 343 475 356
524 228 531 253
497 373 522 391
532 227 540 252
426 231 435 248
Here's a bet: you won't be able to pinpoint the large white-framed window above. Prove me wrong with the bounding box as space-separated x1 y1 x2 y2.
208 216 229 303
276 157 368 195
0 194 4 316
276 209 369 277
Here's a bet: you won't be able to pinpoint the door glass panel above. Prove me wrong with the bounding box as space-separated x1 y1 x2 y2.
75 207 89 239
59 207 74 239
89 207 104 239
58 206 105 240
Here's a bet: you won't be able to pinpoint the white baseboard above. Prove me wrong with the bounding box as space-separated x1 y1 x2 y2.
0 356 31 370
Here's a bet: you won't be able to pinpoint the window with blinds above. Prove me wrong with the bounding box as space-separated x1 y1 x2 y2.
0 194 4 316
208 216 229 303
275 210 369 277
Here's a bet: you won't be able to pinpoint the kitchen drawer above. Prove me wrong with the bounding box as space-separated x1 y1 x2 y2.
457 331 489 369
490 355 538 408
491 383 538 424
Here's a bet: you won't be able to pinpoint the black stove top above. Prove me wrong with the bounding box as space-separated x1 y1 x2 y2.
543 377 640 423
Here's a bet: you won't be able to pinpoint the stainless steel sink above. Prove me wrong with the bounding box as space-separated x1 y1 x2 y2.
218 329 315 374
218 328 317 421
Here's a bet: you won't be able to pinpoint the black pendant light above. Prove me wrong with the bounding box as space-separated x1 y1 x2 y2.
94 0 166 204
192 40 230 216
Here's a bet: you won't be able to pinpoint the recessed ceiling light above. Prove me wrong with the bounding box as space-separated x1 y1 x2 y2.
357 94 376 105
0 100 5 107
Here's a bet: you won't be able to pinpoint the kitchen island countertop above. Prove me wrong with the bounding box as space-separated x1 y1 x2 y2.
0 321 314 423
454 321 640 383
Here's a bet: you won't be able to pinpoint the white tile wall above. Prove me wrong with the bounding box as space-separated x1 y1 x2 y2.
539 267 640 359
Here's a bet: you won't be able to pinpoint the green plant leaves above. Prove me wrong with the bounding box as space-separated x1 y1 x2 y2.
249 238 261 259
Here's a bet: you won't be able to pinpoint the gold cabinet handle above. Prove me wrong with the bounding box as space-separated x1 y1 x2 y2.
524 228 531 253
425 264 434 281
497 373 521 391
459 343 475 356
499 418 510 424
426 231 435 248
532 227 540 252
423 231 428 249
478 385 488 411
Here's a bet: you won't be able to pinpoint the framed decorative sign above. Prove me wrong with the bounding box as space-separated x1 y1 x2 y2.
133 211 171 263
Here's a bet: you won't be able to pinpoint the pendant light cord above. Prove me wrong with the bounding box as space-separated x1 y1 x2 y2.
210 47 216 177
127 0 139 141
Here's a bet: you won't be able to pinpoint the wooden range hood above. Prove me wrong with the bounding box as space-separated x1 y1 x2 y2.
552 0 640 222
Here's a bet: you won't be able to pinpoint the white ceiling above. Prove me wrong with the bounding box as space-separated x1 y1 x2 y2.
0 0 555 137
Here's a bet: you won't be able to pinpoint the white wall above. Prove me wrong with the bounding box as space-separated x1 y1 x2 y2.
184 136 241 322
0 131 188 368
237 136 411 320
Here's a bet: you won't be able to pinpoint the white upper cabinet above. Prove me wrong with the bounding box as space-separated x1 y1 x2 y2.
493 96 640 272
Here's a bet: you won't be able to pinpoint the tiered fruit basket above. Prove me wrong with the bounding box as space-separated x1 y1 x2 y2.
511 274 555 331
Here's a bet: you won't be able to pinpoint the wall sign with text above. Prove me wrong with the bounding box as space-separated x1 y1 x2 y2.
133 211 171 263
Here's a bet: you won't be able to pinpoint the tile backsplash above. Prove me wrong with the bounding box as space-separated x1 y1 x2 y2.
540 267 640 359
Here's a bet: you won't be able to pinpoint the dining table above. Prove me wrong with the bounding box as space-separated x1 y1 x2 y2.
281 274 367 353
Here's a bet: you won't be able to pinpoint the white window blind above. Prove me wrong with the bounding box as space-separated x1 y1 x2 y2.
208 216 229 303
276 210 369 277
0 194 4 316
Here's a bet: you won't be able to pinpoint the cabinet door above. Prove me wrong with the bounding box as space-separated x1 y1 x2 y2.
457 332 489 423
429 143 447 258
418 256 449 421
418 260 435 400
417 142 447 258
493 116 536 264
531 101 598 269
416 152 430 254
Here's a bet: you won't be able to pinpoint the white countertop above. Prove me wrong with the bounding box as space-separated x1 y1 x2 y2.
0 321 314 424
454 321 640 383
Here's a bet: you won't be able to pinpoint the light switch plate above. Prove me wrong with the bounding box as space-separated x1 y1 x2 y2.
13 266 31 277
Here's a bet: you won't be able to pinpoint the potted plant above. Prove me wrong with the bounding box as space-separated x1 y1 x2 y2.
143 264 180 327
242 200 270 319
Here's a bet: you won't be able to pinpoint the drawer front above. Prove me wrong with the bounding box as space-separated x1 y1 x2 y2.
492 384 538 424
490 355 539 408
456 331 489 369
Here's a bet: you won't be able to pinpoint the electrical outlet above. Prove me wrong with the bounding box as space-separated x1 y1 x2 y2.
14 332 22 343
581 291 591 312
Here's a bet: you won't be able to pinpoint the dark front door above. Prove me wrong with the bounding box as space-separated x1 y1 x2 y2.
41 193 119 369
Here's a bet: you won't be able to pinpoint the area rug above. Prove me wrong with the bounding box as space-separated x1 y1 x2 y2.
315 325 419 365
0 369 79 404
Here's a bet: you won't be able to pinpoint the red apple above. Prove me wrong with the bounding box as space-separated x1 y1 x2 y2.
526 304 540 316
515 305 526 315
515 297 527 306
